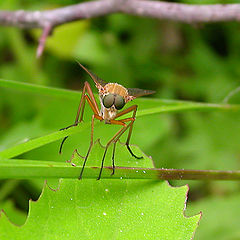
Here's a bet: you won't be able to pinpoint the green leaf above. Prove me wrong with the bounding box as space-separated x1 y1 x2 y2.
0 121 90 160
1 79 239 113
1 79 239 160
0 179 201 240
0 139 201 239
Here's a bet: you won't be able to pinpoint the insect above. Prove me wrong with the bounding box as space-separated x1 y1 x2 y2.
59 63 155 180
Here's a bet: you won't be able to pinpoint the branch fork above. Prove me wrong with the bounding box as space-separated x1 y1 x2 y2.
1 1 240 57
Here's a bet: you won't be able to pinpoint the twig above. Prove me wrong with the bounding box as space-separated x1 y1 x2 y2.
1 1 240 29
1 1 240 56
0 0 116 57
36 24 52 58
0 0 116 28
120 1 240 23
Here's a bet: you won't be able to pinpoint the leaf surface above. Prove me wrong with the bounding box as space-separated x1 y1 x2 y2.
0 145 200 240
0 179 200 240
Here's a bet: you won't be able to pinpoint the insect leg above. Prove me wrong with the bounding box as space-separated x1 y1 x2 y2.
59 82 99 154
125 121 143 159
79 114 96 179
97 121 126 180
78 96 103 179
114 105 143 159
98 117 141 179
111 141 117 176
109 121 136 176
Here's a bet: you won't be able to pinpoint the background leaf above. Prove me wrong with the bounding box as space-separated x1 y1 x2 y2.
0 179 201 240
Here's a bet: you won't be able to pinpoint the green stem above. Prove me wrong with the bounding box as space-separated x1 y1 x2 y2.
1 79 240 112
0 79 77 99
0 122 90 159
0 159 240 180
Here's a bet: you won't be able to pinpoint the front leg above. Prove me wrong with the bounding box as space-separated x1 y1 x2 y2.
97 121 127 180
114 105 143 159
59 81 99 154
100 117 141 178
78 114 103 180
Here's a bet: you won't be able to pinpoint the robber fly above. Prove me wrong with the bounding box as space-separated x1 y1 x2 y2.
59 63 155 180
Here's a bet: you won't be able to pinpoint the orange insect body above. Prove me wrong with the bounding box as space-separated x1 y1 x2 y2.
104 83 129 97
59 63 155 179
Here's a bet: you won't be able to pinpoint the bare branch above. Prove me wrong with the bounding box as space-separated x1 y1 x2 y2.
1 0 240 57
120 1 240 23
1 0 240 29
0 0 117 28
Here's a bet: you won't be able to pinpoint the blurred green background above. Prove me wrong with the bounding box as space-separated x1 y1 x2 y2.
1 0 240 239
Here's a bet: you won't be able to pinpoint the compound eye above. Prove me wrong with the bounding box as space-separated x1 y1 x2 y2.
114 95 125 110
102 94 114 108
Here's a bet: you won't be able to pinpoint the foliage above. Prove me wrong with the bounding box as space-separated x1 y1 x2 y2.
0 180 200 240
1 0 240 239
0 146 200 240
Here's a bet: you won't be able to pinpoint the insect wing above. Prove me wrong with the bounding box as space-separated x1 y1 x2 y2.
127 88 155 98
77 62 107 87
